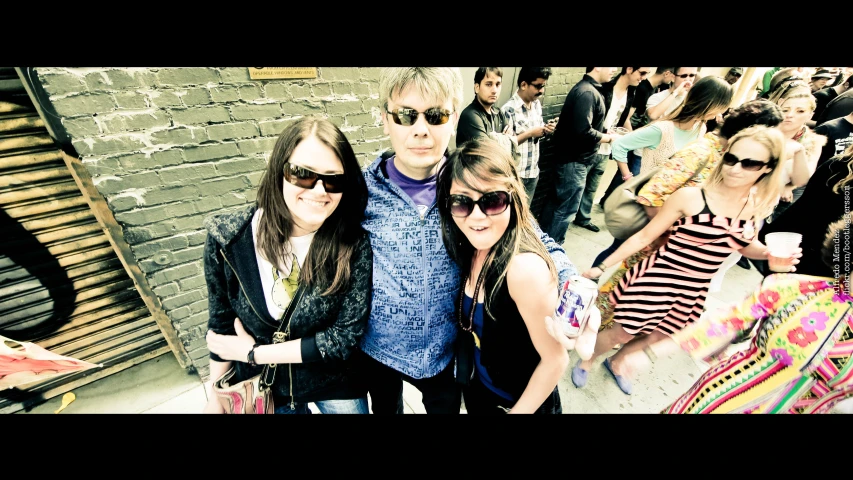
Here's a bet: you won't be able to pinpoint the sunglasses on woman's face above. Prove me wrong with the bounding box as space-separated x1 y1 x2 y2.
721 152 770 171
284 163 346 193
448 191 512 218
386 107 454 126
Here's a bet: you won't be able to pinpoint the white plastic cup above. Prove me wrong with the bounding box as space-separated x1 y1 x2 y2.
765 232 802 272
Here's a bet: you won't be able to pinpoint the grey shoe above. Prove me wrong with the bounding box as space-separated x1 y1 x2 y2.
571 359 588 388
603 357 632 395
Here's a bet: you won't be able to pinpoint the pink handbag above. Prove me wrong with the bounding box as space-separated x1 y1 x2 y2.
212 367 273 414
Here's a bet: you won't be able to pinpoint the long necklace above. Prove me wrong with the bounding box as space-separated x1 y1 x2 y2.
458 255 488 349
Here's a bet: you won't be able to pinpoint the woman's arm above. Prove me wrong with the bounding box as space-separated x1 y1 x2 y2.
738 239 769 260
610 125 662 163
506 253 568 414
787 140 812 187
207 236 374 366
202 234 236 413
535 224 578 284
582 187 696 278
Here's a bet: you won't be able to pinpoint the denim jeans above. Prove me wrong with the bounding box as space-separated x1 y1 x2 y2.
542 154 608 244
598 149 642 206
592 237 625 269
521 176 539 206
274 397 369 415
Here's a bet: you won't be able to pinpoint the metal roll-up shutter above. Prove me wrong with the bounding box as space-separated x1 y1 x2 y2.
0 68 170 413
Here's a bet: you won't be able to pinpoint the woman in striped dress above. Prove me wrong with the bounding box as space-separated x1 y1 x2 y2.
620 214 853 414
572 126 793 395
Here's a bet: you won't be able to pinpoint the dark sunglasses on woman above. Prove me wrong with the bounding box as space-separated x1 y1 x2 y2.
387 107 454 126
448 191 512 217
721 152 771 171
284 163 347 193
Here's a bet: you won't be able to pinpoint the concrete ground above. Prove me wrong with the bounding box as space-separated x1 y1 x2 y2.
18 161 853 414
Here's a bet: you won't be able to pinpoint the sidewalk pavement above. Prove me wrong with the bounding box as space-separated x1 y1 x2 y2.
18 161 853 414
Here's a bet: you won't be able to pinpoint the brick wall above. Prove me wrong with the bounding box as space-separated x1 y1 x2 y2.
35 67 390 380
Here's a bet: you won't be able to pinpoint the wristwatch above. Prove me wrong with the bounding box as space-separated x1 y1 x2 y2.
247 343 261 366
595 262 608 271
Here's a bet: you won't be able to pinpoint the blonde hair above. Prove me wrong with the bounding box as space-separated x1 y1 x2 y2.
769 81 816 111
703 125 785 219
379 67 464 114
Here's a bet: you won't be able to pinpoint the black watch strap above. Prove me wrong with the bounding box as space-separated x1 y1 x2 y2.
595 262 608 271
247 343 261 366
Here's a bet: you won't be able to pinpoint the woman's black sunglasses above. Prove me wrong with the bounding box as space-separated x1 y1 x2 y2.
284 164 346 193
448 191 512 218
387 107 454 126
721 152 771 171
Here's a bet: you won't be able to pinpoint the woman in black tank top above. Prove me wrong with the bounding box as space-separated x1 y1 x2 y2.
437 138 598 414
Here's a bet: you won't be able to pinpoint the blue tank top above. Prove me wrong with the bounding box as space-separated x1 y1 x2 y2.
462 294 515 401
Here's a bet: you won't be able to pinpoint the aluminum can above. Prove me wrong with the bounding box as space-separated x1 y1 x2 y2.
555 275 598 338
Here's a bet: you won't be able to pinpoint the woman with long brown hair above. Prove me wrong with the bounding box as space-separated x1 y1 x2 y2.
202 116 372 414
437 138 598 414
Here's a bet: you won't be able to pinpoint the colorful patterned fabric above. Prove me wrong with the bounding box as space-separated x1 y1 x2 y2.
637 132 723 208
664 274 853 414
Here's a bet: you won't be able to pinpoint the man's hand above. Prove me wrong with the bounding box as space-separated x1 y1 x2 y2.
206 318 257 363
672 80 692 97
544 306 601 360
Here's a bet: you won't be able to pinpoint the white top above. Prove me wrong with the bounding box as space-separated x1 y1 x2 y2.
252 208 315 319
646 89 685 117
599 90 628 155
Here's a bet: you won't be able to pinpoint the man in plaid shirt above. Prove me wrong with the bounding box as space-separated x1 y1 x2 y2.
501 67 554 205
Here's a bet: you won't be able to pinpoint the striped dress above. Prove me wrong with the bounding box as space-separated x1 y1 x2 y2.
611 190 754 336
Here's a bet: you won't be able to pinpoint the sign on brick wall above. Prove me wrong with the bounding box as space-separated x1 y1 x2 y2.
247 67 317 79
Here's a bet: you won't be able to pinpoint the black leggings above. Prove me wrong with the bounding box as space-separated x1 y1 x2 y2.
356 351 461 414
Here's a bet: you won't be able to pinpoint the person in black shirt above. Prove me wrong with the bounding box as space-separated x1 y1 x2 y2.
754 143 853 277
541 67 618 244
455 67 511 147
813 112 853 167
814 88 853 126
597 67 675 206
810 75 850 127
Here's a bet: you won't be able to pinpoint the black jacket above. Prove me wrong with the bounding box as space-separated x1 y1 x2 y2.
203 204 372 403
456 97 510 147
550 74 606 164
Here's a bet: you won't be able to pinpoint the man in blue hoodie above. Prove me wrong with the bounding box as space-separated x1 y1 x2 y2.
359 67 579 413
